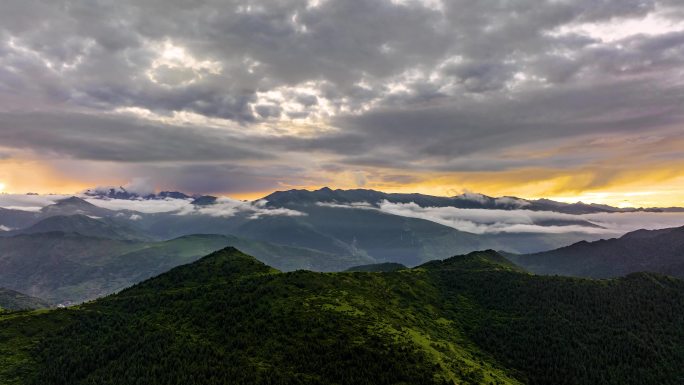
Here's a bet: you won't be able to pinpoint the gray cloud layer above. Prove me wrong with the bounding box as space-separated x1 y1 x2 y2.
1 0 684 192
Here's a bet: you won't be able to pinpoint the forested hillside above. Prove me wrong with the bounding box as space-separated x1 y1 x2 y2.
0 248 683 385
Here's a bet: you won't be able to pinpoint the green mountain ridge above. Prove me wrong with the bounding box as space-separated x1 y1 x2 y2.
1 247 683 384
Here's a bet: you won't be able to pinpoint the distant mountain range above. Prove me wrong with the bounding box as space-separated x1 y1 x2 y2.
509 225 684 279
73 186 684 214
2 247 683 384
262 187 682 214
2 194 609 262
84 186 193 200
1 189 684 306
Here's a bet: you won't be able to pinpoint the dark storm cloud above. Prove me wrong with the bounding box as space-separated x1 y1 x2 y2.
1 0 684 188
328 79 684 167
126 163 312 195
0 111 266 162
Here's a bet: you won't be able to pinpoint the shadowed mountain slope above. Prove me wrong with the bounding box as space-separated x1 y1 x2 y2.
0 232 372 304
510 225 684 278
0 288 49 311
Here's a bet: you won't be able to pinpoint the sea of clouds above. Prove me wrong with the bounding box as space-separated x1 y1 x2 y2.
2 194 684 235
321 200 684 235
0 193 305 219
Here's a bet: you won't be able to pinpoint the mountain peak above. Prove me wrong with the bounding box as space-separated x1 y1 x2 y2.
55 196 94 207
39 196 112 217
120 247 278 293
418 250 522 272
84 187 192 200
191 195 218 205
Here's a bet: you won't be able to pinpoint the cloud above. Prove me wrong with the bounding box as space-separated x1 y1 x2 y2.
317 199 684 235
456 191 530 208
84 196 306 218
86 198 192 213
177 198 306 219
581 211 684 234
0 193 68 211
123 177 156 196
353 171 368 187
316 201 375 209
1 0 684 199
88 177 156 197
376 201 605 234
0 111 267 163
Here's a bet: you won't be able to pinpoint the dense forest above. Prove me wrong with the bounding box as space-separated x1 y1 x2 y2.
1 247 683 384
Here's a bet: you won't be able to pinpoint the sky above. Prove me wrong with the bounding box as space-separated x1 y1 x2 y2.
1 0 684 205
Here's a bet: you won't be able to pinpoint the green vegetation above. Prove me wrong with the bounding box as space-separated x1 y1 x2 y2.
0 248 683 384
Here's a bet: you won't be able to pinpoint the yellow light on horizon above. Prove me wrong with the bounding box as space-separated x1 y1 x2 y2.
0 182 5 192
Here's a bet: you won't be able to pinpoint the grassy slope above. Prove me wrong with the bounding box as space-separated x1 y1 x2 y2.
0 248 683 384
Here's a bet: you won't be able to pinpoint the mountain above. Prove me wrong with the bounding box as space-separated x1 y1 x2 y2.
84 187 192 200
212 195 606 264
264 187 531 210
134 203 607 265
262 187 674 214
1 247 684 384
345 262 406 272
0 232 372 304
190 195 218 205
509 225 684 278
77 185 680 214
0 288 49 311
39 196 114 217
0 207 40 230
419 249 524 272
5 214 153 241
3 189 676 271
